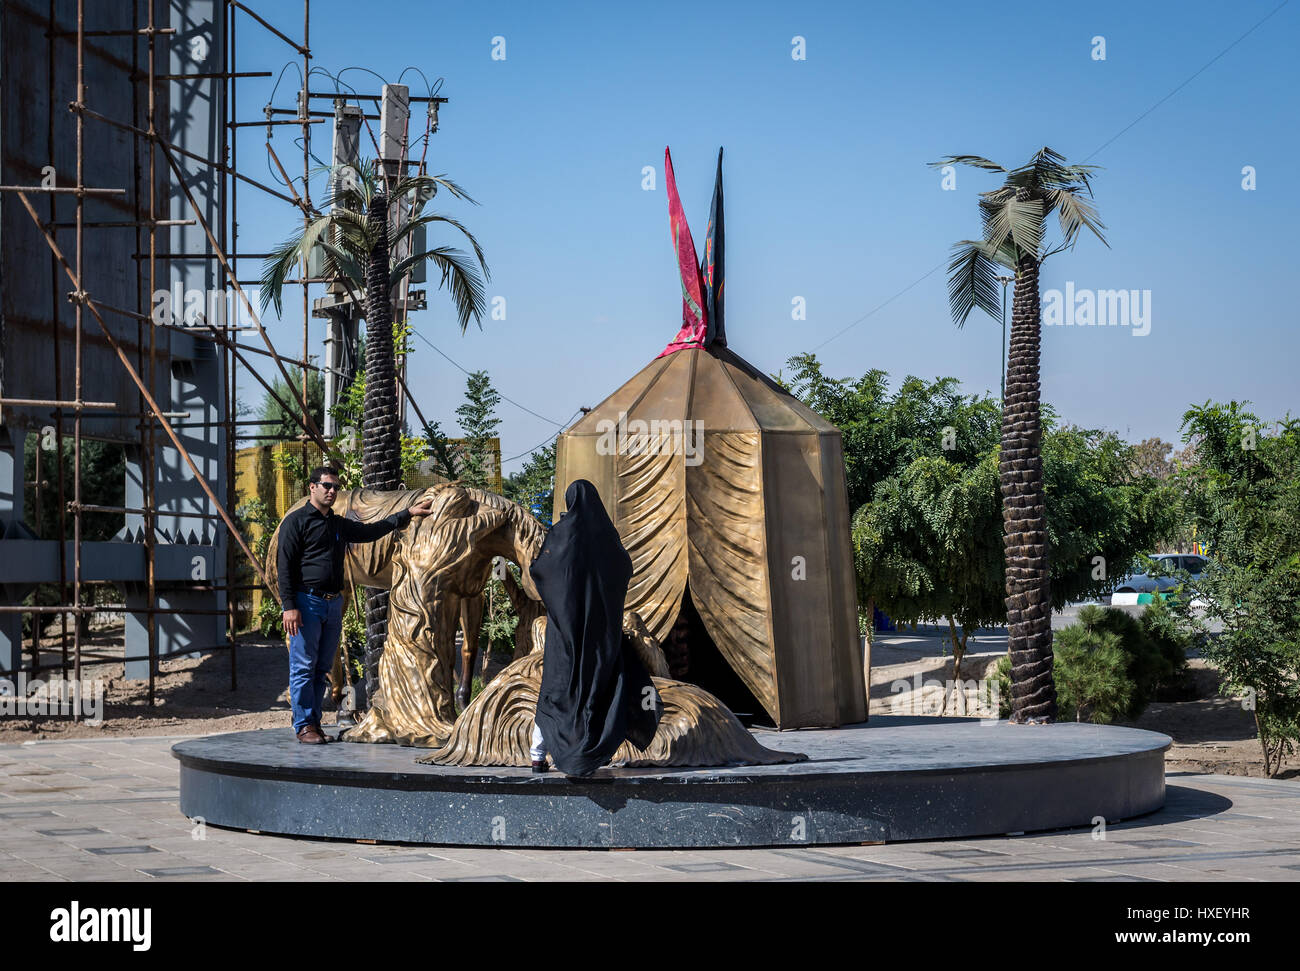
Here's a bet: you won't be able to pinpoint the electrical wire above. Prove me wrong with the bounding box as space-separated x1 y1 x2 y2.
1084 0 1290 161
809 259 946 353
336 66 390 90
502 409 583 464
811 1 1291 354
397 67 434 99
266 60 303 106
410 328 568 427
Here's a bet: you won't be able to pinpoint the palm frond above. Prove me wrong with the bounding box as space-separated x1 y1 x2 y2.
259 214 335 317
1007 146 1066 190
321 208 376 260
1047 187 1109 249
412 247 488 332
391 172 479 207
1007 146 1105 194
259 238 300 318
390 212 490 280
928 155 1006 172
315 238 366 291
984 193 1045 257
321 159 379 211
946 240 1004 328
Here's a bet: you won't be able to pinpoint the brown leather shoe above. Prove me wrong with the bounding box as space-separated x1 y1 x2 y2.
296 725 326 744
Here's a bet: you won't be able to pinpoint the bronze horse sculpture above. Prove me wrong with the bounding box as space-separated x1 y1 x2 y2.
267 482 802 768
266 483 547 746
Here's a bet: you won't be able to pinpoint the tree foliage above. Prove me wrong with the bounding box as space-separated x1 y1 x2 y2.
1051 627 1133 724
454 370 502 490
504 443 556 525
784 357 1177 676
1053 603 1188 722
1172 401 1300 776
260 160 488 332
257 366 324 442
781 354 998 512
327 343 430 487
929 147 1107 326
22 436 124 541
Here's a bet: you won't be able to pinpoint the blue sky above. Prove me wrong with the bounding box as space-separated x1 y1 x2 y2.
231 0 1299 471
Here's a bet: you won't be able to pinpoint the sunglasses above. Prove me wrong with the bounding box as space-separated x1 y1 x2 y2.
315 482 340 492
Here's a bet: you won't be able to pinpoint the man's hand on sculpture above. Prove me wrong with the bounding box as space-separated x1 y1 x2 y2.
283 609 302 638
408 499 434 518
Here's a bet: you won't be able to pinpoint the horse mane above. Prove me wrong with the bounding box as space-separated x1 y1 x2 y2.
265 487 433 602
341 486 429 522
265 483 547 603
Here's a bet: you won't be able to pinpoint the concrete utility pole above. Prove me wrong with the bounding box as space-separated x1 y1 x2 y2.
319 101 361 437
380 83 411 431
312 85 428 436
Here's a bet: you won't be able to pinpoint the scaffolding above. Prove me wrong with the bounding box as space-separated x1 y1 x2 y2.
0 0 441 716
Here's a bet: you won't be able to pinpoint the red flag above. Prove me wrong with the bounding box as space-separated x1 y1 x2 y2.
657 147 708 357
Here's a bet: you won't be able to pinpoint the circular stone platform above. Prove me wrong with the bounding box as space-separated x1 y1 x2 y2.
172 716 1170 848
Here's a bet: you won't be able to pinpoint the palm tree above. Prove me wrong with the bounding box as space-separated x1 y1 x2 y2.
261 160 489 703
930 147 1107 723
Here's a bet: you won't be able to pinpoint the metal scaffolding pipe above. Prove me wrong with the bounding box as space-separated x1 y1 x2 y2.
13 191 272 591
12 0 329 708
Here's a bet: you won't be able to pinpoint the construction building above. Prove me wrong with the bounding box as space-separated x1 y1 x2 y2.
0 0 442 706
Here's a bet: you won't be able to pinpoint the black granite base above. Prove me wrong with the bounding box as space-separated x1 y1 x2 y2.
172 717 1170 848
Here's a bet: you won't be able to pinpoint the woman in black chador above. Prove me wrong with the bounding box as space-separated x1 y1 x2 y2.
529 479 661 776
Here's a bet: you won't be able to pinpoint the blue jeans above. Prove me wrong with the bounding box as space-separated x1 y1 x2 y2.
288 591 344 733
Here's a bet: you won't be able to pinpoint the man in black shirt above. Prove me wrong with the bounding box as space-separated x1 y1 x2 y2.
277 466 432 743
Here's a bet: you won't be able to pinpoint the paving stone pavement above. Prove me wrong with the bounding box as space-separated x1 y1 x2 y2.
1 735 1297 882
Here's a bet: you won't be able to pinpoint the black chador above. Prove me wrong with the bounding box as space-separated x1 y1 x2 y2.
529 480 661 776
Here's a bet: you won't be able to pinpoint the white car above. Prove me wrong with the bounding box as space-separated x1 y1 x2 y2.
1113 553 1208 596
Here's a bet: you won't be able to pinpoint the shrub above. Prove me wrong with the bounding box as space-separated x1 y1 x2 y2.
992 654 1012 719
1139 596 1195 698
256 597 284 639
1063 604 1187 720
1173 404 1300 776
988 603 1191 723
1054 624 1135 723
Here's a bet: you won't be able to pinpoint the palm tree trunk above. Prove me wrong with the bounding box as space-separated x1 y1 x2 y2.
1001 251 1057 722
362 191 402 705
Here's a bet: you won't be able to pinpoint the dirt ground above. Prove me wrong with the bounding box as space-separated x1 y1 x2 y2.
2 625 1295 780
868 642 1299 780
0 631 296 741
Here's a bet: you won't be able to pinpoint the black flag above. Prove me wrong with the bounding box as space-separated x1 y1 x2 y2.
703 147 725 347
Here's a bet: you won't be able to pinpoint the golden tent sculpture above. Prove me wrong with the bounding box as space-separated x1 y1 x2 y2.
553 148 868 730
555 345 867 729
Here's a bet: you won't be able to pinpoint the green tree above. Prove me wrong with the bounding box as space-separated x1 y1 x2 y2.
853 452 1003 679
328 328 432 488
419 420 461 482
784 361 1175 682
1126 436 1198 552
1051 626 1133 724
1053 604 1187 722
1173 402 1300 776
258 366 324 442
1041 424 1180 602
505 443 556 525
931 147 1109 723
455 370 501 490
781 356 998 512
23 436 124 542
